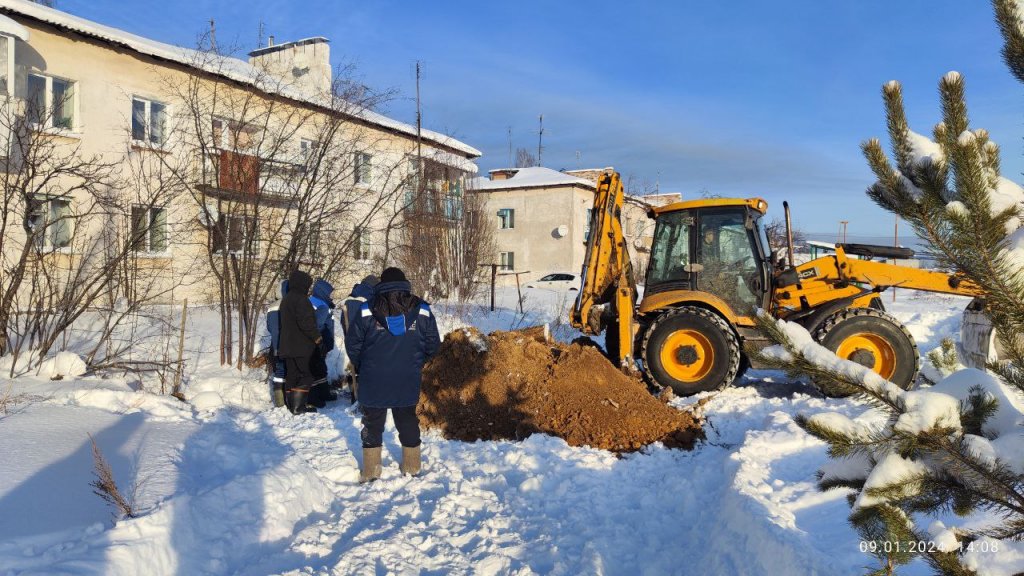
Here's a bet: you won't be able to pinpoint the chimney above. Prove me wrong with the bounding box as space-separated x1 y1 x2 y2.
248 37 331 99
489 168 518 181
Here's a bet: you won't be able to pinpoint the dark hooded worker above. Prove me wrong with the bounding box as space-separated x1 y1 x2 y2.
277 270 322 414
345 267 440 482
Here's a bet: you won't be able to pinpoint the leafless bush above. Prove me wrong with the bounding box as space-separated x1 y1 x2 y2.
390 162 494 302
88 433 136 521
0 382 22 415
155 42 411 369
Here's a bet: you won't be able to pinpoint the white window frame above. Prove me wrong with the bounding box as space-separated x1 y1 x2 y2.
354 151 373 186
353 225 372 262
299 138 318 163
130 205 169 254
27 73 77 132
499 251 514 271
498 208 515 230
131 96 169 147
0 35 14 98
28 196 74 251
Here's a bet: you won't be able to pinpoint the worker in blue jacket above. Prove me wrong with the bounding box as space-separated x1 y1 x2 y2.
345 267 440 482
340 275 378 402
308 278 336 406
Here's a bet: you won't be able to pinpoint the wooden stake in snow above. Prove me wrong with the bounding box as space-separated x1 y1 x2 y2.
172 299 188 398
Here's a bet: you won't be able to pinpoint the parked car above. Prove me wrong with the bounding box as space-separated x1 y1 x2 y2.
525 273 579 291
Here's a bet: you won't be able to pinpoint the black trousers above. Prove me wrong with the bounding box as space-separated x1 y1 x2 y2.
284 355 314 392
360 405 420 449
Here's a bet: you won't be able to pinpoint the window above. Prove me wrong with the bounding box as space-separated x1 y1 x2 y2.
353 226 371 261
299 138 318 162
354 152 372 185
698 210 760 311
0 36 11 96
212 117 258 150
131 97 167 146
211 213 256 254
130 206 168 253
27 196 73 250
28 74 75 130
499 251 514 271
647 210 692 286
444 181 463 219
405 157 420 205
584 208 593 241
497 208 515 230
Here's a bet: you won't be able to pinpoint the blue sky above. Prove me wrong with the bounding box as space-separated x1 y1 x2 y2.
58 0 1024 238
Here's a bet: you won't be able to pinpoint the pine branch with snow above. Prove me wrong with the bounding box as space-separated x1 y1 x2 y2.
863 69 1024 396
994 0 1024 85
752 312 1024 574
925 338 961 383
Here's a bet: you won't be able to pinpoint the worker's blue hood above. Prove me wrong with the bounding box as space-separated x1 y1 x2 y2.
311 279 334 304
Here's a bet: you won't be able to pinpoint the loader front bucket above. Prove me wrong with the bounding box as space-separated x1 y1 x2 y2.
961 300 998 369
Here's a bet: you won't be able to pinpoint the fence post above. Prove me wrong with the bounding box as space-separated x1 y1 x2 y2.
172 298 188 399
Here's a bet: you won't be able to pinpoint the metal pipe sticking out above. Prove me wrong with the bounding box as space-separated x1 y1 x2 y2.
783 201 795 268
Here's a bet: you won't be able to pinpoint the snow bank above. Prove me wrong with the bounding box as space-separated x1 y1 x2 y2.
36 351 87 380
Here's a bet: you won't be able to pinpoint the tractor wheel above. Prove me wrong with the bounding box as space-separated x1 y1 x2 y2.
641 306 741 396
813 307 919 396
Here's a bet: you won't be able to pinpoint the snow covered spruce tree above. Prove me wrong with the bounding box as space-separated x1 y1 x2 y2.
754 5 1024 572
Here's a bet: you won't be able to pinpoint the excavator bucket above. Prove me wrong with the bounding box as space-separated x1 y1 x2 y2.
961 302 999 369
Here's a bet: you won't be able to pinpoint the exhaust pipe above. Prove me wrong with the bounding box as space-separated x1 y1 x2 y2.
783 201 795 268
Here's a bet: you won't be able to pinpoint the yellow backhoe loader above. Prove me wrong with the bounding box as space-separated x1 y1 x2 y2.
570 171 988 396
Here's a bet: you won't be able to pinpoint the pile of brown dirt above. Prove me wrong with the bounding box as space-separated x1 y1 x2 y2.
418 327 703 452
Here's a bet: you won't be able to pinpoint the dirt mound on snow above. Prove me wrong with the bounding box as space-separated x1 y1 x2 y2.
418 327 702 452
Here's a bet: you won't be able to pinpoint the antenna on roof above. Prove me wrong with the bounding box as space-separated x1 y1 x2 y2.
537 114 544 167
416 61 423 185
257 20 265 48
575 150 581 169
507 126 513 168
209 18 218 52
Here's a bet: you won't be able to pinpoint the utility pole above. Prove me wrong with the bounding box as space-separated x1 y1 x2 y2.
838 220 849 244
537 114 544 167
209 19 218 52
415 61 423 185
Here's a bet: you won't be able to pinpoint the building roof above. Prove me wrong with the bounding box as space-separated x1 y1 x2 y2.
248 36 329 58
0 0 481 162
472 167 596 191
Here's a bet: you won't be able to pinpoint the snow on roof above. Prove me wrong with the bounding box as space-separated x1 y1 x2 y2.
471 167 595 191
248 36 329 57
0 0 481 160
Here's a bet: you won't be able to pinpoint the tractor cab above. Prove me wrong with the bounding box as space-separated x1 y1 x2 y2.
644 198 772 322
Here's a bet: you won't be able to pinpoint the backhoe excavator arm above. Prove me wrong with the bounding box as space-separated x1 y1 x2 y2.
570 171 638 368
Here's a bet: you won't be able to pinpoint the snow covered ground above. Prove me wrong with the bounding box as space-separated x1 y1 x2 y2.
0 287 1007 575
